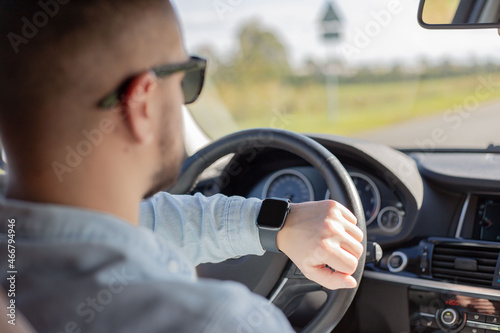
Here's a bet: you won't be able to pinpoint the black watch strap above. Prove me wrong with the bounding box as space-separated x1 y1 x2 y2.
256 198 291 253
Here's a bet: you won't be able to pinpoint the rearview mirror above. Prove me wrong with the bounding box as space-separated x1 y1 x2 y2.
418 0 500 29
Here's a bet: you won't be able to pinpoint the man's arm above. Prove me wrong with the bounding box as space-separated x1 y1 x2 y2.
141 192 364 291
140 192 264 266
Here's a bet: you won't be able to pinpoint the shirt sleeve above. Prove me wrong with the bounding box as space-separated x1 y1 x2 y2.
139 192 265 266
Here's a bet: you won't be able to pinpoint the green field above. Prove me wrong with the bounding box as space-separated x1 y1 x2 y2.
189 74 500 138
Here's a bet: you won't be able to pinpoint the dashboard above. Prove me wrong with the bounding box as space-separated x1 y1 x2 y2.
193 134 500 333
254 166 404 233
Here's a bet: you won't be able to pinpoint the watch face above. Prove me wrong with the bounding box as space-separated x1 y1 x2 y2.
258 199 290 229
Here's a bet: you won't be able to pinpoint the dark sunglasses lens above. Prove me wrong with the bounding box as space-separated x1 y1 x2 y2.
182 68 205 104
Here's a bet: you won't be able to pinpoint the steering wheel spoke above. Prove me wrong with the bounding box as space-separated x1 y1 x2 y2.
269 262 324 313
271 278 324 315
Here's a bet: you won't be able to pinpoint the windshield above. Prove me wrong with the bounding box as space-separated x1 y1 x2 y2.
173 0 500 149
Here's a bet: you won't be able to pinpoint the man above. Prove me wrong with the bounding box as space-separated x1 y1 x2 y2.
0 0 363 332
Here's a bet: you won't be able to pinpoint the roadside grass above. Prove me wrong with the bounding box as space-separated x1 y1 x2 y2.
190 73 500 138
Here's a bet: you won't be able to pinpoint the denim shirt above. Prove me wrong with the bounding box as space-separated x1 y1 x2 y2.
0 192 294 333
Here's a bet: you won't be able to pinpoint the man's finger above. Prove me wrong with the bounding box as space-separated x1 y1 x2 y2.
322 239 359 275
340 233 364 259
304 266 357 290
324 220 363 258
326 217 363 242
327 200 357 225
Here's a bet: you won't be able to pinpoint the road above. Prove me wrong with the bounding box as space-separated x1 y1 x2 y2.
355 100 500 149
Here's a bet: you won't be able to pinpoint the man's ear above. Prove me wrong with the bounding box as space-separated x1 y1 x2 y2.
120 71 158 144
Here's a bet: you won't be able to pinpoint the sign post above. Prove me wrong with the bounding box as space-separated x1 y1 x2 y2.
320 1 343 123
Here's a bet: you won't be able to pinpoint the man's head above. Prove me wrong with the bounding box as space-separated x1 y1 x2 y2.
0 0 191 218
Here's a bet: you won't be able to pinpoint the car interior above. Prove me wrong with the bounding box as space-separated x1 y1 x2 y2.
1 0 500 332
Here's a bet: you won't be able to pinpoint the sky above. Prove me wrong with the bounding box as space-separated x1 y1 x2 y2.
171 0 500 69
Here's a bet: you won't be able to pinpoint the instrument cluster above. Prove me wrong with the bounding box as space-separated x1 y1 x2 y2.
257 167 405 234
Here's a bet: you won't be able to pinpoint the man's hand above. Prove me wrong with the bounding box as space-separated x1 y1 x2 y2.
276 200 364 290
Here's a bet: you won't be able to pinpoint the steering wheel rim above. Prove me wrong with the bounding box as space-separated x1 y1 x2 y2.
169 128 366 333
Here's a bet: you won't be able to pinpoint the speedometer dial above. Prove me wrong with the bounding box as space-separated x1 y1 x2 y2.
262 169 314 203
325 172 381 225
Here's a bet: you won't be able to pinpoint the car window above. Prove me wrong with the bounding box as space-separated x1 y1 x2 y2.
173 0 500 149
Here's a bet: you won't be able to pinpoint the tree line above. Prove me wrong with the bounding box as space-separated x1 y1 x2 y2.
200 21 500 87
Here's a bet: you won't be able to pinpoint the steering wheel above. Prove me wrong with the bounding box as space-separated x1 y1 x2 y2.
169 128 366 333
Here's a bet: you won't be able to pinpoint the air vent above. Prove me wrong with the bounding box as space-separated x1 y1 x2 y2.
431 243 500 287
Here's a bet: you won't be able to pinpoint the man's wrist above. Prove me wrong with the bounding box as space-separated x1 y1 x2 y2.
256 198 291 253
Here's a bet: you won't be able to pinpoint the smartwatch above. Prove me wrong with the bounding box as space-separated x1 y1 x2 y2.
256 198 291 253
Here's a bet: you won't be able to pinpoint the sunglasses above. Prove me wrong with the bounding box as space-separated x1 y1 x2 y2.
98 56 207 108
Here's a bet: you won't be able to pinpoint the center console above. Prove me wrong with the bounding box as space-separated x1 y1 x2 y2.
378 193 500 333
410 289 500 333
406 193 500 332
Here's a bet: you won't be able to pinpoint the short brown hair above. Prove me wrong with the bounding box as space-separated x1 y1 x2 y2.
0 0 171 123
